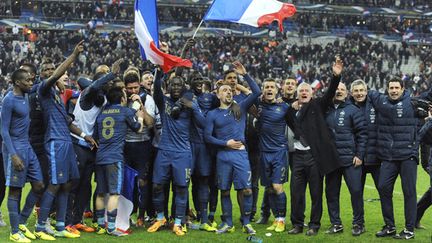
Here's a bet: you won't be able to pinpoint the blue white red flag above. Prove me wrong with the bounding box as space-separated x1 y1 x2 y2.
204 0 296 31
115 164 138 231
134 0 192 73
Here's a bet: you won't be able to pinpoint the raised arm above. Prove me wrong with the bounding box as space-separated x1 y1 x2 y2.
40 41 84 96
232 61 261 110
175 38 196 77
319 57 343 109
153 69 165 111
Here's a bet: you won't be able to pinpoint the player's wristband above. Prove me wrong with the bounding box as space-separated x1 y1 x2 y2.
80 132 86 138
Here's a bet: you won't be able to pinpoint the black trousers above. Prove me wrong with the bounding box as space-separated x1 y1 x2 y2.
416 187 432 224
378 160 417 231
361 164 380 192
69 144 95 225
290 150 323 229
325 165 364 226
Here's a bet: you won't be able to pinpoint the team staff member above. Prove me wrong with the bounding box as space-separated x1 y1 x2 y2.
349 80 382 217
324 83 367 236
369 77 431 240
285 57 343 236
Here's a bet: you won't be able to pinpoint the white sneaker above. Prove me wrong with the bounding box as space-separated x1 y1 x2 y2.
45 219 55 235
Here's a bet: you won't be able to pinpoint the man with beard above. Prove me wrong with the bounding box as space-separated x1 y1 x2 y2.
204 61 261 235
324 82 367 236
123 67 155 226
147 71 205 236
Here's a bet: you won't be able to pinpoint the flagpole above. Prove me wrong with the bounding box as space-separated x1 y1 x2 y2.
192 19 204 39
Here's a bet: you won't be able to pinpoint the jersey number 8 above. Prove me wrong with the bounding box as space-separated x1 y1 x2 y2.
102 117 115 140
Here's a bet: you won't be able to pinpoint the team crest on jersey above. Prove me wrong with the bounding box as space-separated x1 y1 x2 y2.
275 107 282 112
396 102 403 118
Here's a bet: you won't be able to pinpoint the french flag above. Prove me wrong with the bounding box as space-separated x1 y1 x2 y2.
134 0 192 73
204 0 296 31
115 164 138 231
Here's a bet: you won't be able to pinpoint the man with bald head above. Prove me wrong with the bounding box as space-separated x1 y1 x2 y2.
286 57 343 236
324 82 367 236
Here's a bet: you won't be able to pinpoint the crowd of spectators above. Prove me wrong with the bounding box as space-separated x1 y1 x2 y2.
1 29 432 95
302 0 430 10
3 2 432 37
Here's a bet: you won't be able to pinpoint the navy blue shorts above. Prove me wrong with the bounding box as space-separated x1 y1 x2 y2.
152 150 191 187
191 143 212 177
46 140 79 185
95 162 123 194
3 144 43 188
260 150 288 187
217 150 251 190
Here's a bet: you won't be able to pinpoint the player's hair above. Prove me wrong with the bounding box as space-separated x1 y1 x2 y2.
106 86 125 104
11 69 29 85
20 63 37 75
350 79 367 92
284 77 297 85
387 76 404 88
223 69 236 80
123 66 140 84
296 82 312 94
40 58 54 71
141 70 152 78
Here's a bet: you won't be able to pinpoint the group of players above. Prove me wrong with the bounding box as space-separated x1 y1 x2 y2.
1 39 431 243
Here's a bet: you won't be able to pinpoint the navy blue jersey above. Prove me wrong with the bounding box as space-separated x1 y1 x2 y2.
153 79 205 152
234 92 248 103
1 92 31 155
38 81 71 142
95 104 141 165
29 82 46 145
190 92 218 143
255 101 290 152
204 74 261 148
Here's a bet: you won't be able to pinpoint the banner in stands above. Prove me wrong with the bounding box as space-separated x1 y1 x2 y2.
2 18 432 44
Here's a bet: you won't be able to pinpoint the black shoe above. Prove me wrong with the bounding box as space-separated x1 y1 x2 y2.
352 224 365 236
255 215 269 224
288 226 303 234
394 229 414 240
325 224 343 234
376 225 396 237
306 228 318 236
